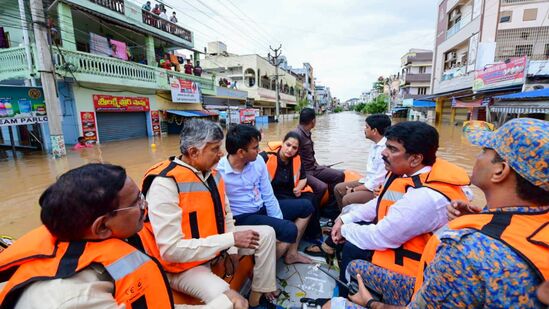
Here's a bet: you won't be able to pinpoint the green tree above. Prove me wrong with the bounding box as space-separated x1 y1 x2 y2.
362 94 388 114
294 98 309 113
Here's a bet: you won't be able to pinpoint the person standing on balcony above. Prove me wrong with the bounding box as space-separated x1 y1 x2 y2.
184 59 194 75
152 4 160 15
142 1 151 11
193 61 203 77
170 11 178 23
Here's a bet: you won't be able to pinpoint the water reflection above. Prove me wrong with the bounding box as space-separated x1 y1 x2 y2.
0 112 484 237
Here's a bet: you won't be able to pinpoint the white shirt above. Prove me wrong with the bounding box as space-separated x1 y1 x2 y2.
159 11 168 19
361 137 387 191
340 166 472 251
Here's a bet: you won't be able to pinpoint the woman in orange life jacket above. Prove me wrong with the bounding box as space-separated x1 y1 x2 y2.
260 131 317 264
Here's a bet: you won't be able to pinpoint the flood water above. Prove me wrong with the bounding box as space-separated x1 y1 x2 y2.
0 112 485 237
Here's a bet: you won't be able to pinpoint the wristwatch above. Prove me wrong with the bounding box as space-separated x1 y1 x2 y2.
365 299 379 308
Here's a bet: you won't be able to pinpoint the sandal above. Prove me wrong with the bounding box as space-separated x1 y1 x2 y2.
303 244 326 257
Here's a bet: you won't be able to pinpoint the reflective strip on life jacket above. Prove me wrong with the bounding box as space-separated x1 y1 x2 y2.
412 209 549 298
0 227 173 309
106 250 150 280
138 158 227 273
371 159 470 277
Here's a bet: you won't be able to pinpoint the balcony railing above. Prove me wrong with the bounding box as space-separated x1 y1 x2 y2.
0 46 214 93
446 14 472 39
404 73 431 83
142 10 192 43
0 47 32 80
53 48 157 84
89 0 124 14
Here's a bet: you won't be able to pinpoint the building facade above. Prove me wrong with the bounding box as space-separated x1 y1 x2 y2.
201 41 298 117
0 0 227 150
431 0 549 124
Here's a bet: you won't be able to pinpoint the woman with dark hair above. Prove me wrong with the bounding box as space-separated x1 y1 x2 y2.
260 131 320 260
0 164 175 308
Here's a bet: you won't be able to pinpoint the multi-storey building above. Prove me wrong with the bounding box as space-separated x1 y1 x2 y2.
290 63 315 106
314 85 332 111
431 0 549 124
0 0 244 150
400 49 432 100
201 41 298 117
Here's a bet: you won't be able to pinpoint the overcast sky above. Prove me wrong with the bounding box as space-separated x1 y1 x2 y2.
160 0 438 101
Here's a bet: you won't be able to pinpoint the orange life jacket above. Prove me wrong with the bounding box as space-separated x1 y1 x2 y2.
0 226 173 309
413 208 549 297
138 157 227 273
260 143 313 193
371 159 470 277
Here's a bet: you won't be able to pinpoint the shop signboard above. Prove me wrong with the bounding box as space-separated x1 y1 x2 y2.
0 86 47 127
170 77 201 103
151 111 161 136
239 108 257 124
93 95 150 112
473 56 527 92
80 112 98 143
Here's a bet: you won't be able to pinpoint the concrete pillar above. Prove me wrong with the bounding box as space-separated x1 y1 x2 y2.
57 2 76 51
435 97 444 123
145 35 156 67
450 107 457 123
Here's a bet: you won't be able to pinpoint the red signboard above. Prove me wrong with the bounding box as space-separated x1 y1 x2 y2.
93 95 150 112
151 110 161 136
80 112 98 142
239 109 256 124
473 56 527 92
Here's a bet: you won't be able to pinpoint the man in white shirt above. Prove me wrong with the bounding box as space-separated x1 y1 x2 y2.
330 121 471 298
334 114 391 209
139 119 278 308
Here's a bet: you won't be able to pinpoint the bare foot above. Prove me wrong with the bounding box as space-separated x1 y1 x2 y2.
284 252 312 264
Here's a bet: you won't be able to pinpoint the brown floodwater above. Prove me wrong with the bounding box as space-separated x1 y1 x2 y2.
0 112 485 238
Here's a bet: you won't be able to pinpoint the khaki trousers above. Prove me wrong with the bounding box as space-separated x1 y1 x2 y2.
168 225 277 303
334 180 376 209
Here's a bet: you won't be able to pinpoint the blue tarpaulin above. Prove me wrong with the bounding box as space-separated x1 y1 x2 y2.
412 100 436 108
494 88 549 101
167 110 201 117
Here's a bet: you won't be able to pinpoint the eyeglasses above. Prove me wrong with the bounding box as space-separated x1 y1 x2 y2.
111 193 146 214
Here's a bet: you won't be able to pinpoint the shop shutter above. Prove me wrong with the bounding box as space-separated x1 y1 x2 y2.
96 112 147 142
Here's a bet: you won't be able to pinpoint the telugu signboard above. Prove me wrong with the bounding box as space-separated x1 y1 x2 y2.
151 110 161 136
93 95 150 112
80 112 98 143
473 56 527 92
0 86 48 127
170 77 201 103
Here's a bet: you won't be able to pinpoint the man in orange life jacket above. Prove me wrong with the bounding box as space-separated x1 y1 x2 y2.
139 119 278 308
327 118 549 308
330 121 471 299
0 164 177 308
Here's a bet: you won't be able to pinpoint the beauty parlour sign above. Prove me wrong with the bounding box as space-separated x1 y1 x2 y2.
93 95 150 112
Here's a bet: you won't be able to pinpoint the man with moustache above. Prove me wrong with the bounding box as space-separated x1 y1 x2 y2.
330 121 471 301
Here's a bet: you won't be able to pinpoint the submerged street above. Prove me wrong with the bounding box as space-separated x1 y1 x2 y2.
0 112 484 238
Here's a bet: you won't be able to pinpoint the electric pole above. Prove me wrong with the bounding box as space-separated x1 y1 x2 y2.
30 0 66 158
268 44 282 122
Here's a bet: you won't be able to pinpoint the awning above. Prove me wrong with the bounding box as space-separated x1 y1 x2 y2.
167 110 219 117
167 110 201 117
412 100 436 108
494 88 549 101
490 102 549 114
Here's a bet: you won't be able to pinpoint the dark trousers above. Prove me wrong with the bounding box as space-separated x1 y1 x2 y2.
338 241 373 297
306 166 345 209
